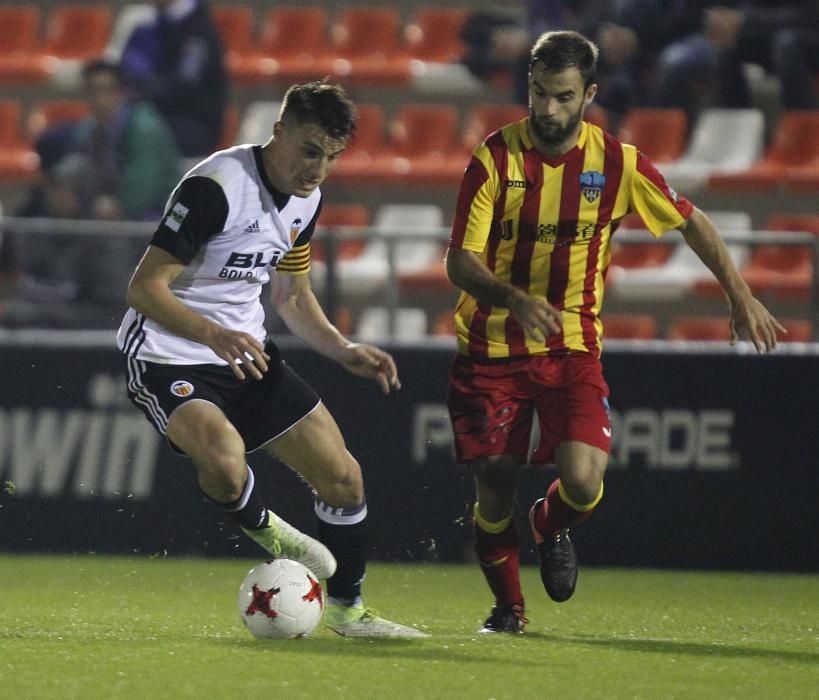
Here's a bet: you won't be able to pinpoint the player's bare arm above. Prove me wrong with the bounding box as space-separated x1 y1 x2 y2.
272 272 400 394
446 247 562 342
127 245 270 379
679 207 785 353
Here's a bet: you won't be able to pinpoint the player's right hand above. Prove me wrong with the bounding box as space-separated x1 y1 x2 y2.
206 327 270 380
508 290 562 343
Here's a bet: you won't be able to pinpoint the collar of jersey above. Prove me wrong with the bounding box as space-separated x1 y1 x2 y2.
253 145 291 211
519 119 588 167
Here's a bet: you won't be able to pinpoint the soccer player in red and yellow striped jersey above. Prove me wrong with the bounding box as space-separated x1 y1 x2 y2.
445 30 784 634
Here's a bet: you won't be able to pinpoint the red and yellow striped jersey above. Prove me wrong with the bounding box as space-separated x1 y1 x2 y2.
449 118 692 359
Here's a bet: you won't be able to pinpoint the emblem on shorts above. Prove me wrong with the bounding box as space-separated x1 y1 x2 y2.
170 380 194 397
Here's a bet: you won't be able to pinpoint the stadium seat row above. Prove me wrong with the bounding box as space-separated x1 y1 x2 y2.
0 5 113 84
625 108 819 194
314 203 819 313
0 98 536 183
0 97 238 180
0 5 470 87
336 306 814 342
609 213 819 302
321 104 819 192
213 5 469 86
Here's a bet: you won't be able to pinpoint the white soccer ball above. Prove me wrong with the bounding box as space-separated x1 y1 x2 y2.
238 559 325 639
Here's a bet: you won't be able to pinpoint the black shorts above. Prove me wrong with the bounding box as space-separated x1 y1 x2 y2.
124 341 320 455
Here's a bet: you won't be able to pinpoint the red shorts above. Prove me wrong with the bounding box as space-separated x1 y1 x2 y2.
447 353 611 465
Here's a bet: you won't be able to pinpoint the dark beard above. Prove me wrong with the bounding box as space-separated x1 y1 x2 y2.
528 106 583 146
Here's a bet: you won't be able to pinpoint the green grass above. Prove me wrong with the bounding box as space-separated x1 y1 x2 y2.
0 556 816 699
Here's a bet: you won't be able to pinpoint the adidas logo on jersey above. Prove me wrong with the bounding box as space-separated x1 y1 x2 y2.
243 220 261 233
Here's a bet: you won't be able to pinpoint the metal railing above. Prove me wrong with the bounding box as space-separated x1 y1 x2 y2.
2 216 817 340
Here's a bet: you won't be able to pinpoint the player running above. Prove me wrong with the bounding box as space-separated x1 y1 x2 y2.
445 30 783 633
118 80 427 638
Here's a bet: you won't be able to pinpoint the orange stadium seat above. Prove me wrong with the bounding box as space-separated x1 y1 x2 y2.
607 215 673 283
0 6 48 84
387 104 468 185
709 111 819 192
667 316 731 341
733 215 819 300
766 214 819 238
610 242 673 269
602 313 658 339
40 5 112 61
212 5 255 76
312 203 370 263
780 319 814 342
462 103 528 151
783 157 819 193
0 100 38 180
405 8 468 64
330 103 390 182
329 7 410 85
736 244 812 301
617 108 687 163
696 229 814 301
231 7 332 85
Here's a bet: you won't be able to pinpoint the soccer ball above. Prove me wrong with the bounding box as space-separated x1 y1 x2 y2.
238 559 325 639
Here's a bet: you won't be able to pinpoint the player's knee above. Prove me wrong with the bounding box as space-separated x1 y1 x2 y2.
316 452 363 506
472 457 517 493
191 435 248 501
561 471 603 506
197 458 247 502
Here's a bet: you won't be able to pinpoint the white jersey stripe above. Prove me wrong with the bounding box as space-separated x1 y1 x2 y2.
126 357 169 432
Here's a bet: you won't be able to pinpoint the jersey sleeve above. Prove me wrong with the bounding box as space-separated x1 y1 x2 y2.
277 198 322 275
449 149 498 253
150 176 229 264
628 151 694 237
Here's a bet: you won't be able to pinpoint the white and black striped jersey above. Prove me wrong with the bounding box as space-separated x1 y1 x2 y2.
117 144 322 365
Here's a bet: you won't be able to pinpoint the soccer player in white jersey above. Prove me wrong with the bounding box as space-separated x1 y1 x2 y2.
117 81 427 638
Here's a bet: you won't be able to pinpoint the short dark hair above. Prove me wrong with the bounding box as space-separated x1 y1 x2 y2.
529 31 599 88
81 59 122 84
280 80 357 140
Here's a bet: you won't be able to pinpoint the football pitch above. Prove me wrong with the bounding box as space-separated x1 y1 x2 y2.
1 555 816 699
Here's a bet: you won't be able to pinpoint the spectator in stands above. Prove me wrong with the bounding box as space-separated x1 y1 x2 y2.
119 0 228 157
10 61 182 327
652 2 819 115
62 60 182 221
460 8 530 89
468 2 680 124
21 61 182 222
444 30 785 635
10 151 125 326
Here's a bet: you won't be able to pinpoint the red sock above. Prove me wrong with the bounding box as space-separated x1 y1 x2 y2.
535 478 602 537
474 511 523 607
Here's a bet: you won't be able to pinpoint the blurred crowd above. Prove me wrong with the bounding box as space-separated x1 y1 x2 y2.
1 0 817 329
462 1 819 126
1 0 227 326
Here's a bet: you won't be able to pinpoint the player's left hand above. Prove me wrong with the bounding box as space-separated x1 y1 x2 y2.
338 343 401 393
729 295 787 354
